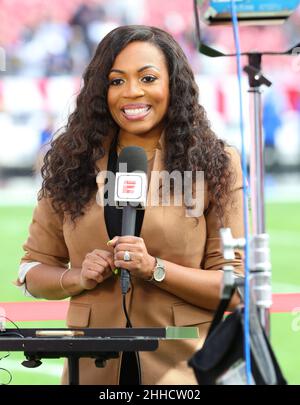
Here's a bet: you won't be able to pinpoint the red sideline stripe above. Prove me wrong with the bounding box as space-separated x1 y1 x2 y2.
271 293 300 313
0 301 68 322
0 293 299 322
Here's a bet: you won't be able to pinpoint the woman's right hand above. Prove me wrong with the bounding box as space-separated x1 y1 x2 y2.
80 249 114 290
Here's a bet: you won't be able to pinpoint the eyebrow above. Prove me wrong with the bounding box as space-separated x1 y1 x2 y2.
109 65 160 74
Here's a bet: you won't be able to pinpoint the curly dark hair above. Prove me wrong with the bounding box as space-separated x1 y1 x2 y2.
39 25 234 224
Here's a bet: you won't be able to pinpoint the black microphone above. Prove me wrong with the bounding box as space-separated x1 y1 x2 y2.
115 146 148 294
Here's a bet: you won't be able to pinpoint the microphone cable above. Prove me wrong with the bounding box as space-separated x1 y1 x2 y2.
0 353 13 385
114 145 148 385
0 316 24 385
122 294 142 385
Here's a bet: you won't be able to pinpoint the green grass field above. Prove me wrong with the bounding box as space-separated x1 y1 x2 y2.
0 202 299 384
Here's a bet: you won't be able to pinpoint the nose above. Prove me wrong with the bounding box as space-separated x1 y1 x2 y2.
122 79 145 98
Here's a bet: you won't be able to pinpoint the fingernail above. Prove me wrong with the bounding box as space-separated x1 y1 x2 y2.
107 240 112 246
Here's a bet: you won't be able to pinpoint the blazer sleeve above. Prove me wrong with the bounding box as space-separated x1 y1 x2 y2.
20 197 70 268
202 146 245 275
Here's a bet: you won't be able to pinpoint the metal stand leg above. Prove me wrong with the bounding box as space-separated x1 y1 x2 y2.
68 356 79 385
244 53 272 337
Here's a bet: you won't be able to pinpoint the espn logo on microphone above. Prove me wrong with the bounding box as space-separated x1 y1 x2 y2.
114 172 147 208
123 180 136 194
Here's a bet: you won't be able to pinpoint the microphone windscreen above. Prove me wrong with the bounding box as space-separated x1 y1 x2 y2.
117 146 147 174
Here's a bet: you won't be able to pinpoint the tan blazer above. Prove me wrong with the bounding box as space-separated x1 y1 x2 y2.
20 132 244 385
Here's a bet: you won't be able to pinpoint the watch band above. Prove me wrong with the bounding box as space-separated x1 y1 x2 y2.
147 258 157 282
148 257 165 282
155 257 164 268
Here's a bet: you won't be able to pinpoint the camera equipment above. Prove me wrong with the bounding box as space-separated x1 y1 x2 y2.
197 0 299 25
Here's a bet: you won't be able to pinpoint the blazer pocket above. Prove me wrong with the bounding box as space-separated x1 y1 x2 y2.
67 302 91 328
172 302 213 327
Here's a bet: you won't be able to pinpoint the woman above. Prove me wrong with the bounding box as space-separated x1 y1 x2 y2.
18 25 244 385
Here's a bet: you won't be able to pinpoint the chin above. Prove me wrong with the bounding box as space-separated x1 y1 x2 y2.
120 123 155 135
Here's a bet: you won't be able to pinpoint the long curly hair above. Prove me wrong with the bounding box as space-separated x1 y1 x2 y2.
39 25 234 224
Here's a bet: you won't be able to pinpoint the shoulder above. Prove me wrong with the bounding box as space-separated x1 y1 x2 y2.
35 195 65 225
225 145 241 165
224 146 243 190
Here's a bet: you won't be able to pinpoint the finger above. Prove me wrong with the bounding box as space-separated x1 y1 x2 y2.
115 236 143 246
105 255 115 272
106 236 119 247
114 260 134 271
88 255 110 268
92 250 113 261
86 252 106 265
85 261 107 273
114 243 140 253
84 269 104 283
114 250 137 262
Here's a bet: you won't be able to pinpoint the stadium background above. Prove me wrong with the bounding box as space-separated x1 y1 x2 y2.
0 0 299 385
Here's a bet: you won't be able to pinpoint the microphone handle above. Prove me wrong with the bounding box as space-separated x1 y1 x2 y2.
120 204 137 294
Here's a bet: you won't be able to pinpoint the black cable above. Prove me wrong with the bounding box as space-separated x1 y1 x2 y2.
0 332 25 338
122 294 142 384
122 294 132 328
106 140 143 384
0 353 12 385
135 349 142 385
0 317 24 385
0 316 24 336
0 353 10 361
0 368 12 385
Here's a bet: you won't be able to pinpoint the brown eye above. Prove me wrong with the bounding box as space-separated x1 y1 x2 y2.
141 75 157 83
109 78 124 86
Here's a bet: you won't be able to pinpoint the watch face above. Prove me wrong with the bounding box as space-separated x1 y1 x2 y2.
154 266 165 282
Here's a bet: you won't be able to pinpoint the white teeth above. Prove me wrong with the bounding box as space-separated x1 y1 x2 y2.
123 107 150 116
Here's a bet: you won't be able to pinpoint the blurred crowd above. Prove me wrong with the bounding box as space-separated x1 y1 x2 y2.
1 0 203 77
1 0 300 77
0 0 300 174
3 1 132 77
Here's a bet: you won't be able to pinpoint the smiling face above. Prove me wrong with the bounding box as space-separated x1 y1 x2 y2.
107 41 170 139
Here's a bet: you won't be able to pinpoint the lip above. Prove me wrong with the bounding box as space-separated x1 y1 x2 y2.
120 104 152 121
121 103 151 110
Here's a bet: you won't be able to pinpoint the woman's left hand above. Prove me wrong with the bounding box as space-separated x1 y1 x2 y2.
108 236 156 280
